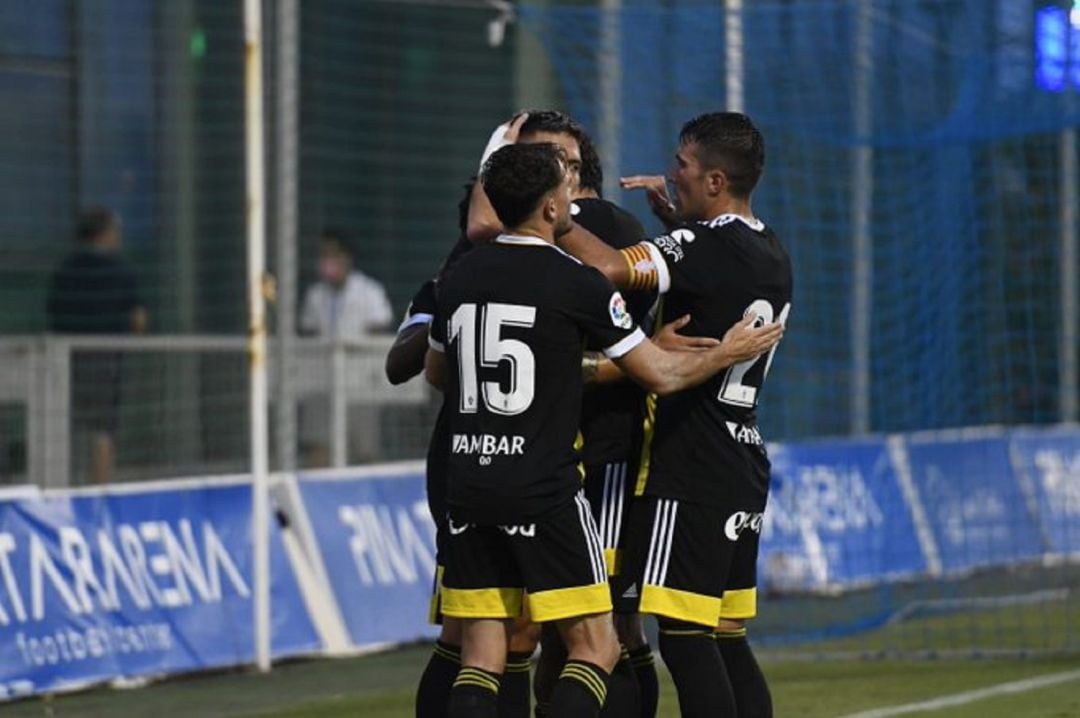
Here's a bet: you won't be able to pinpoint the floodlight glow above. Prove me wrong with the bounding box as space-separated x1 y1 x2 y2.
1035 6 1067 92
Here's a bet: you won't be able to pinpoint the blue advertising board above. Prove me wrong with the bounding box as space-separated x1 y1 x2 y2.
296 467 439 649
0 480 320 700
903 431 1044 573
1009 427 1080 556
762 437 925 591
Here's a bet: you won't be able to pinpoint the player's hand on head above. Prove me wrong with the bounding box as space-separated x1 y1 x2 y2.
479 112 530 172
504 112 530 143
719 315 784 364
620 175 677 224
654 315 721 352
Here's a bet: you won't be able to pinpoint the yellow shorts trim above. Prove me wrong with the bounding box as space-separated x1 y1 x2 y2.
442 586 523 619
639 584 722 627
634 392 659 496
603 548 620 576
719 587 757 620
527 582 612 622
428 565 445 625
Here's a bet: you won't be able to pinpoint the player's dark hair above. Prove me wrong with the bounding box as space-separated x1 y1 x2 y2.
520 109 603 195
457 177 477 235
481 143 565 229
679 112 765 198
77 207 118 244
320 228 354 258
577 134 603 196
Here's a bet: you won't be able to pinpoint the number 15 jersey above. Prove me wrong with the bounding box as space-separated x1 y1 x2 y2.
631 215 793 509
429 234 645 525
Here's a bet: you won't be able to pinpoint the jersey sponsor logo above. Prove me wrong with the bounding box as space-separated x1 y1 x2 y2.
447 517 472 535
446 519 535 538
724 511 764 541
608 292 633 329
498 523 536 537
670 228 696 244
451 433 526 460
725 421 764 446
652 230 694 263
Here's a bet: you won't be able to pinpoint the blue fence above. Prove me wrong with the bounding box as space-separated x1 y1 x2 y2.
0 479 320 701
1 425 1077 699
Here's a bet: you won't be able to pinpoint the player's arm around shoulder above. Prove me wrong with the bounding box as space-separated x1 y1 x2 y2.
613 316 783 396
557 221 683 295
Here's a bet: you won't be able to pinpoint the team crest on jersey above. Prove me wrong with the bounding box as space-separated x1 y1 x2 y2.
609 293 633 329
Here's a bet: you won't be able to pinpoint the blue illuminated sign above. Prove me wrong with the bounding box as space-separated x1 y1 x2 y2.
1036 3 1080 92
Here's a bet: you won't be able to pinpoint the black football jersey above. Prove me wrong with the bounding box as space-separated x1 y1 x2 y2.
410 236 476 523
430 235 645 524
572 198 654 465
638 215 793 508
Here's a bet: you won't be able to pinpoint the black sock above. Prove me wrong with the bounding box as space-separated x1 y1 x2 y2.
550 659 610 718
532 624 566 717
627 644 659 718
599 650 640 718
716 628 773 718
498 651 532 718
657 621 735 718
416 640 461 718
448 666 501 718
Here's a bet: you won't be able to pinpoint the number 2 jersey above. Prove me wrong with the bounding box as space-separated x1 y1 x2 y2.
633 214 793 509
429 234 645 525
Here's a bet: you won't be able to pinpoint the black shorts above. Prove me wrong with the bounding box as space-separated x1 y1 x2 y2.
582 460 636 578
441 491 612 623
615 494 764 627
427 516 448 625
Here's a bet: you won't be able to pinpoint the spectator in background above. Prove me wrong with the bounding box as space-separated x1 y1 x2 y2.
299 229 393 467
300 230 393 338
46 207 147 485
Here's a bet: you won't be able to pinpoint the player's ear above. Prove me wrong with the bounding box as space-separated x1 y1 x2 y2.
707 168 727 197
542 194 557 223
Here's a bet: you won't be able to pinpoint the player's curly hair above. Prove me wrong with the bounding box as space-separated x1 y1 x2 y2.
520 110 603 196
679 112 765 198
481 143 566 229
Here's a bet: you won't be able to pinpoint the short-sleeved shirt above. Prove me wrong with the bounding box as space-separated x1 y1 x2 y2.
429 234 645 524
300 271 393 339
572 198 653 466
637 215 793 509
47 249 140 333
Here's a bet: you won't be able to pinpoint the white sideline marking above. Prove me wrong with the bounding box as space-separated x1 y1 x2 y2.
837 668 1080 718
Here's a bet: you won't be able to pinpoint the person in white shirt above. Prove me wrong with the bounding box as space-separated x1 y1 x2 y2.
299 230 394 466
300 230 393 338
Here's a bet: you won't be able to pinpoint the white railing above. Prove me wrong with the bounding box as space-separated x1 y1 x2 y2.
0 334 427 487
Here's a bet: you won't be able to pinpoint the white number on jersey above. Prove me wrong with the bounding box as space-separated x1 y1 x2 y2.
449 302 537 416
718 299 791 408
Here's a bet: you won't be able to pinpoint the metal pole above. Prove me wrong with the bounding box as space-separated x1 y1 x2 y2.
331 342 348 468
851 0 874 435
275 0 299 471
1061 127 1078 423
599 0 621 200
243 0 272 673
724 0 744 112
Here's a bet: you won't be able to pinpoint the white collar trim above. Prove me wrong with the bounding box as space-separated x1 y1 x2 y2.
705 214 765 232
494 234 553 247
494 234 582 264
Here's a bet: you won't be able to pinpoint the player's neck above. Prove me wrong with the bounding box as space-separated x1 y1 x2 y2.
505 223 554 245
703 196 755 224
